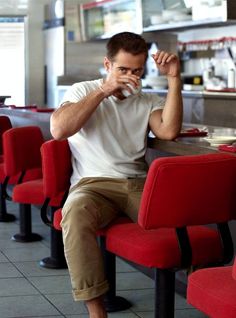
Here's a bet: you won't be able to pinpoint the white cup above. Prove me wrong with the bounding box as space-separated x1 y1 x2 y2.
122 81 141 97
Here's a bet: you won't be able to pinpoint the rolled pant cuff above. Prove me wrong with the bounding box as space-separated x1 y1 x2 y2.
72 280 109 301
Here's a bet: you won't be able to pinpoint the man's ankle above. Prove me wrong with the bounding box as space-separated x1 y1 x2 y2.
85 296 107 318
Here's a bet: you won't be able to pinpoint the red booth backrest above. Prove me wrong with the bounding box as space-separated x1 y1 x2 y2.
3 126 44 176
0 116 12 154
233 257 236 280
41 139 72 198
138 153 236 229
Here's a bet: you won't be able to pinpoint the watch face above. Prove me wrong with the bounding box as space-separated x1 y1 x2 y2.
54 0 64 18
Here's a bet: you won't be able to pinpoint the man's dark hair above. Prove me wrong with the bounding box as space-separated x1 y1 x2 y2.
106 32 148 61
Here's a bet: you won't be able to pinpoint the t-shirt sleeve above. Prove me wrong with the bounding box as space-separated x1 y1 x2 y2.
59 83 87 107
150 94 166 113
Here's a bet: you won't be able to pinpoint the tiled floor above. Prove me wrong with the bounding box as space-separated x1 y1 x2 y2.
0 198 207 318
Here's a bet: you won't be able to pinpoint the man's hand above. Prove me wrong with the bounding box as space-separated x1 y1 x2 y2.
101 74 140 98
151 51 180 78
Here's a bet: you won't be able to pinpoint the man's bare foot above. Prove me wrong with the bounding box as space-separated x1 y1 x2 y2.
85 296 107 318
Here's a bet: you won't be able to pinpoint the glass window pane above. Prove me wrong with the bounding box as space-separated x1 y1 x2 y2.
0 17 25 105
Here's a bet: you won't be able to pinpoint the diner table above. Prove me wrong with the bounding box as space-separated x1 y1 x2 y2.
146 124 236 165
148 136 219 156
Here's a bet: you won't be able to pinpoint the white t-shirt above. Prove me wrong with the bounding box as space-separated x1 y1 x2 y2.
60 79 165 187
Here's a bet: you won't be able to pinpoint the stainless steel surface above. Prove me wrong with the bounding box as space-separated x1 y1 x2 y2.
203 91 236 99
0 96 11 103
0 108 52 140
144 88 236 99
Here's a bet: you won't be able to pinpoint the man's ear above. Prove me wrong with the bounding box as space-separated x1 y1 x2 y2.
104 56 111 72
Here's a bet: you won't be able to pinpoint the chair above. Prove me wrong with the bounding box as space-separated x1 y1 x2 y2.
40 139 72 269
0 115 14 221
3 126 44 241
187 256 236 318
105 153 236 318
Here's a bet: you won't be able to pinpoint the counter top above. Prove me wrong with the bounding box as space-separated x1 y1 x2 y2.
147 122 236 156
147 137 219 156
0 107 53 140
0 107 53 120
203 90 236 99
144 88 236 99
0 96 11 103
143 88 203 98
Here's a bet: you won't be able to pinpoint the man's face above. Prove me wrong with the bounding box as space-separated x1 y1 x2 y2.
104 49 146 78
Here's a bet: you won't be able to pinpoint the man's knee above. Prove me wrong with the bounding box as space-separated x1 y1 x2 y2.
61 192 102 230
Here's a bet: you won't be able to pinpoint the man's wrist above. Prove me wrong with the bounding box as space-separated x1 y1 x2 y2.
167 75 182 88
98 85 108 98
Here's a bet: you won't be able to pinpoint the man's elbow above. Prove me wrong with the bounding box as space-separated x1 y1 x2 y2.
162 131 179 141
50 119 66 140
155 127 181 141
166 132 179 140
167 126 182 140
50 126 64 140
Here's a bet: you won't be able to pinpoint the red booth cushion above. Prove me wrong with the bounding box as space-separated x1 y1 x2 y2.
106 223 222 269
53 209 63 231
13 179 44 205
187 265 236 318
0 163 20 184
233 258 236 280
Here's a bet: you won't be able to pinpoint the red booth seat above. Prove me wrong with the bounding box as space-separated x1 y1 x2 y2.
187 257 236 318
106 225 222 269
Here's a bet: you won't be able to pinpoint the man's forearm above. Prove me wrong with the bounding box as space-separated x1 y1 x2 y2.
50 87 106 140
161 76 183 137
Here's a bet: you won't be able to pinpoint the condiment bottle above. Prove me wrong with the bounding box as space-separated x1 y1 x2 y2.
228 68 235 89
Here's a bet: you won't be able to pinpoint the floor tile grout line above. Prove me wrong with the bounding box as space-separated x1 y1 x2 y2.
9 262 68 317
0 233 67 317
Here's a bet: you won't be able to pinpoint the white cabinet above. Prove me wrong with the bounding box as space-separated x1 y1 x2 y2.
143 0 236 32
80 0 142 41
71 0 236 41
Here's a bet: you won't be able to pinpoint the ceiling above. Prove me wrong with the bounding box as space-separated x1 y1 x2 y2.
0 0 28 10
0 0 89 14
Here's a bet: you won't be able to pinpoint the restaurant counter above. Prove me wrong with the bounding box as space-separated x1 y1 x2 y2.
144 88 236 129
1 105 235 156
0 96 11 103
144 88 236 99
0 107 52 140
147 137 218 157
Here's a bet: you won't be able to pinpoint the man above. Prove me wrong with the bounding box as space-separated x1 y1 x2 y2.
50 32 183 318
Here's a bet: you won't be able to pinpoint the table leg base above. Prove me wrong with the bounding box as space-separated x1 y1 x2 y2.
39 257 68 269
12 233 42 242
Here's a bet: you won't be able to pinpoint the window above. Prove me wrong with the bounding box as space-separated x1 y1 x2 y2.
0 17 25 105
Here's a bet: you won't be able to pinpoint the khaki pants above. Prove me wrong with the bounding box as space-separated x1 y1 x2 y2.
61 177 145 301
